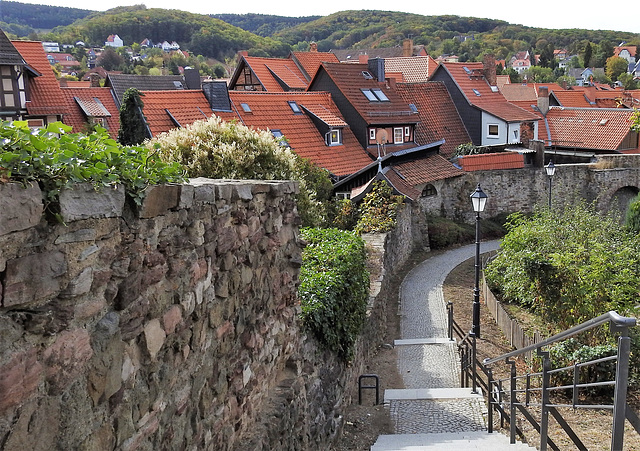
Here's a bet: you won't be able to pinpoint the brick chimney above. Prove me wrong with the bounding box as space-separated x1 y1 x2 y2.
483 54 497 86
537 86 549 116
309 42 318 52
237 50 248 62
359 53 369 64
89 73 100 87
403 39 413 57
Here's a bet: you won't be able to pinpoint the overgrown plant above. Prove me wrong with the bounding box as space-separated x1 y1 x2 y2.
354 180 403 234
298 228 369 361
485 203 640 339
0 121 184 217
150 116 333 227
118 88 149 146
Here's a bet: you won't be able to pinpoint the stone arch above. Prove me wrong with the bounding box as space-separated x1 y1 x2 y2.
421 184 437 197
607 185 639 219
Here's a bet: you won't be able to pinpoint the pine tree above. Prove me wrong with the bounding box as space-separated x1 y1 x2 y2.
584 42 592 68
118 88 149 146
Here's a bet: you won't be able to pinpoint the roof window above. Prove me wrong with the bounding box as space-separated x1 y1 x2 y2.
409 103 418 113
362 88 390 102
472 89 481 96
240 103 251 112
362 71 373 79
463 66 472 75
288 101 302 114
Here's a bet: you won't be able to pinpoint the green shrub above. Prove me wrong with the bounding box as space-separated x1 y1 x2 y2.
298 228 369 360
426 214 475 249
0 121 184 217
151 116 333 227
354 180 403 234
625 192 640 233
485 204 640 337
331 198 359 230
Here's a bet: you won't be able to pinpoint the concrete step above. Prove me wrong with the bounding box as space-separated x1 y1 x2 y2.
371 431 537 450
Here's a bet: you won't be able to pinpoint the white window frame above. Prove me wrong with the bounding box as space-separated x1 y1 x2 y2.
487 124 499 138
404 126 410 137
393 127 404 144
327 129 342 146
369 128 376 141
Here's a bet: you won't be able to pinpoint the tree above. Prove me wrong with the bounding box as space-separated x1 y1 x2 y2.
605 56 629 81
118 88 149 146
96 47 124 71
630 109 640 133
617 73 638 90
583 42 592 67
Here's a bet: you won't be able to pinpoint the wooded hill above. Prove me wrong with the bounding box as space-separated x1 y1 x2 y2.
1 2 639 64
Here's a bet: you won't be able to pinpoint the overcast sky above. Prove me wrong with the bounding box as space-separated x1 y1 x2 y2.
13 0 640 34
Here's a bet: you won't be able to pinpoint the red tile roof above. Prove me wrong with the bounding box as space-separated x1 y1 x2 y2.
396 81 471 159
316 62 419 126
290 51 339 80
60 87 120 138
392 153 464 184
140 89 373 177
438 62 540 122
544 107 640 152
12 40 67 117
140 90 215 137
242 56 309 91
551 90 594 107
228 91 373 176
459 152 525 171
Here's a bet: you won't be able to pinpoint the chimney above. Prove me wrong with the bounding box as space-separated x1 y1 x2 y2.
403 38 413 57
537 86 549 116
359 53 369 64
89 73 100 87
386 76 396 90
237 50 248 63
59 78 68 87
483 54 497 86
368 57 385 83
309 42 318 52
183 67 201 90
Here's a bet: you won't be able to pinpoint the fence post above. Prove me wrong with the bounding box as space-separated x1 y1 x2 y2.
507 358 517 444
611 328 631 451
538 349 551 451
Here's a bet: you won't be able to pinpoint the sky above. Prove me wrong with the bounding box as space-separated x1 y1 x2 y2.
12 0 640 34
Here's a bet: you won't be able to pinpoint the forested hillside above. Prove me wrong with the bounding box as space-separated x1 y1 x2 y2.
212 13 320 37
0 1 91 30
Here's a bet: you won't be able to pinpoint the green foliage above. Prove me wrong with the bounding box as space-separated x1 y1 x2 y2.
631 109 640 133
331 198 359 230
426 214 475 249
298 227 369 360
354 180 404 234
485 204 640 337
211 13 320 37
548 338 618 390
1 1 91 30
151 116 333 227
455 142 480 156
0 121 184 215
605 56 629 81
625 192 640 233
118 88 149 146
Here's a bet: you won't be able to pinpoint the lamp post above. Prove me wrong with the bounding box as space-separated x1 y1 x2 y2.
545 160 556 208
470 183 487 339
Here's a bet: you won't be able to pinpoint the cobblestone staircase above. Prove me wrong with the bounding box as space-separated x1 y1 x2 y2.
370 242 535 450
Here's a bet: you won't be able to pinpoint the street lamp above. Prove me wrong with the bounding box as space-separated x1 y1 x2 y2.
470 183 487 339
545 160 556 208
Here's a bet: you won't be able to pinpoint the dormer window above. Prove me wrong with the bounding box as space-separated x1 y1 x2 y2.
326 129 342 146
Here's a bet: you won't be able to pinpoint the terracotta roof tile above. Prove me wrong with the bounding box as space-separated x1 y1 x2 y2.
140 89 373 177
392 153 464 184
396 81 471 159
290 51 339 80
242 56 308 91
545 107 640 152
60 87 120 138
229 91 373 176
459 152 525 171
551 90 594 107
318 62 419 126
12 40 67 117
439 62 539 122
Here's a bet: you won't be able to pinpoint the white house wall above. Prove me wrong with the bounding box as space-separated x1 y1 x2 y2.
481 111 507 146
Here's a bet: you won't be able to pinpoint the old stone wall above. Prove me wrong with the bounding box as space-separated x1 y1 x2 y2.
0 178 305 450
420 157 640 222
0 177 406 451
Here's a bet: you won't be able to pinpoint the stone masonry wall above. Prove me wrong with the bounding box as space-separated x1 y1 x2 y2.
0 178 304 450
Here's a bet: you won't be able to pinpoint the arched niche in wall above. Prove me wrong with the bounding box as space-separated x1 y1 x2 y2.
609 185 639 221
421 184 437 197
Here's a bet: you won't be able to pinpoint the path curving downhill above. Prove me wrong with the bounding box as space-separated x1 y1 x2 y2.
372 240 537 450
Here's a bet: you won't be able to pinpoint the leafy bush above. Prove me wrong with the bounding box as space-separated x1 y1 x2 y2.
625 192 640 233
150 116 333 227
354 180 403 234
331 198 359 231
298 228 369 360
0 121 184 216
485 204 640 337
426 213 508 250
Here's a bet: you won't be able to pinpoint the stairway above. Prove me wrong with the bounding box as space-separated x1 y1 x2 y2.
370 242 536 450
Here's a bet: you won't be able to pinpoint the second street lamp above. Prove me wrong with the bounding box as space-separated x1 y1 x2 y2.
545 160 556 209
470 184 487 339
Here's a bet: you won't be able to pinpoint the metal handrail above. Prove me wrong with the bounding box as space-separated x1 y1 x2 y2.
484 311 636 366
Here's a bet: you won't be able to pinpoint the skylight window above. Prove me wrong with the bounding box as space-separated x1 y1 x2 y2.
288 101 301 114
409 103 418 113
362 71 373 79
472 89 481 96
463 66 472 75
240 103 251 112
362 89 378 101
362 88 390 102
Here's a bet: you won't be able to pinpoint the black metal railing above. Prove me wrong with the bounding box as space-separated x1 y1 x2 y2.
481 311 638 450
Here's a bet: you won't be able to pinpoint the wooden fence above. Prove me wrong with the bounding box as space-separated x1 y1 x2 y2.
483 277 544 361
